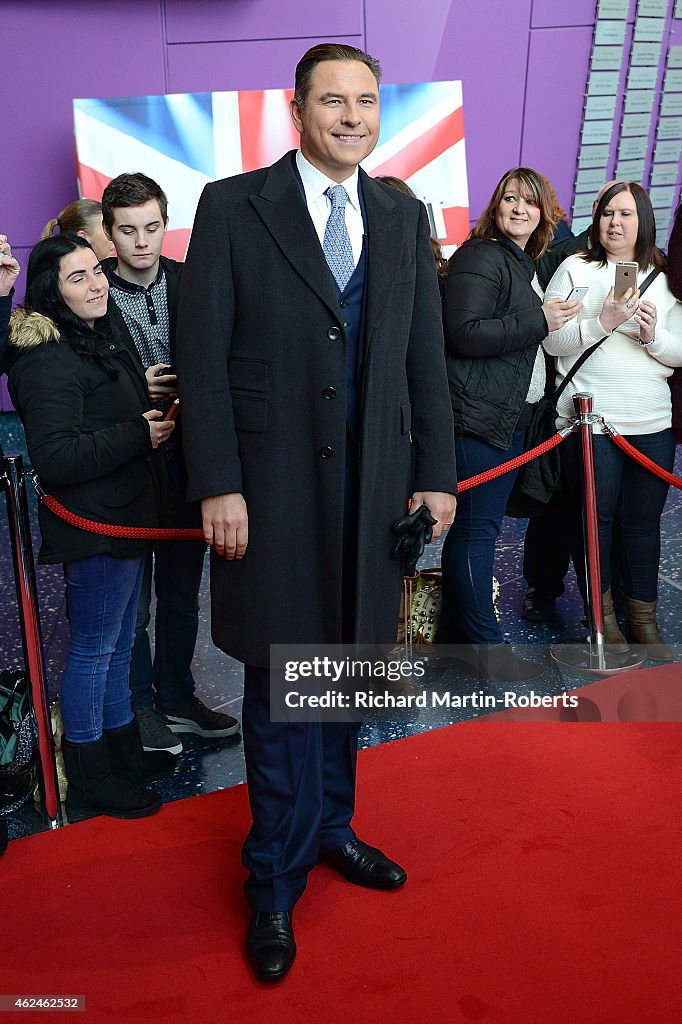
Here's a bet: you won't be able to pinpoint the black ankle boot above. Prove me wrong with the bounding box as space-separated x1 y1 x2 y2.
104 719 176 784
62 736 161 820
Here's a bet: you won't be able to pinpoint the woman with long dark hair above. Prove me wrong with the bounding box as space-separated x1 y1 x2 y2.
436 168 582 680
8 234 176 818
543 182 682 660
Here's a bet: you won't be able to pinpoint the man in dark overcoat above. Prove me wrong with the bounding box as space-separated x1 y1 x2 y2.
176 42 457 981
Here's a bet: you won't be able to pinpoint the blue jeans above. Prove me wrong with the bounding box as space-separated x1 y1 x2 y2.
60 554 145 743
561 430 675 602
129 539 206 711
438 430 526 645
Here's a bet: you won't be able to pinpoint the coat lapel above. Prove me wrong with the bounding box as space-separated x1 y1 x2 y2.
249 153 341 318
359 170 402 334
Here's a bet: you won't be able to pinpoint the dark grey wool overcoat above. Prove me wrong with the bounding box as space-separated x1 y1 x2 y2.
175 152 456 667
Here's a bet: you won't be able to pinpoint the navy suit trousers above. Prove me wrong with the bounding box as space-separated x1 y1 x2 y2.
241 664 361 911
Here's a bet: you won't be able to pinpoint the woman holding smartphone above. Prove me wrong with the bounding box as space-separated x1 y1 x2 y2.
543 182 682 659
8 234 176 818
436 167 582 680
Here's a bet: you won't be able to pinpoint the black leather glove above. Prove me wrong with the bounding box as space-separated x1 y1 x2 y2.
391 504 437 576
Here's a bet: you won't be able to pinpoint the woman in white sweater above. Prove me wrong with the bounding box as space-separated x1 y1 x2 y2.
543 182 682 660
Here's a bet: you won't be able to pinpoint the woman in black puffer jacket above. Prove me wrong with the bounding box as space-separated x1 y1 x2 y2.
8 234 176 820
436 168 581 681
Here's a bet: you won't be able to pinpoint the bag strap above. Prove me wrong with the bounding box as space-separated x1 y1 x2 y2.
0 678 26 722
552 267 661 403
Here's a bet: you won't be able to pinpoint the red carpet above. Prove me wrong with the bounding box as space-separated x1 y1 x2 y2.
2 721 681 1024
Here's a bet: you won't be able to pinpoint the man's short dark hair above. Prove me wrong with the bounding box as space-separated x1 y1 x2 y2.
294 43 382 108
101 172 168 230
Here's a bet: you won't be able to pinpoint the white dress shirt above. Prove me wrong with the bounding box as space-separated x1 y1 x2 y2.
295 150 364 267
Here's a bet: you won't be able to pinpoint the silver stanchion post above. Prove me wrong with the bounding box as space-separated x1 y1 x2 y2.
2 454 62 827
551 394 644 676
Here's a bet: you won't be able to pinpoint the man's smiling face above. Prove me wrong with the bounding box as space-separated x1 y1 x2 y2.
290 59 380 182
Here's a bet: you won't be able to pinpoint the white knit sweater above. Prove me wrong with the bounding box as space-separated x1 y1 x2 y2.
543 254 682 434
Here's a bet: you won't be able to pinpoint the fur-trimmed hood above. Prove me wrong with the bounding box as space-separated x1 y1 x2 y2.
9 307 60 350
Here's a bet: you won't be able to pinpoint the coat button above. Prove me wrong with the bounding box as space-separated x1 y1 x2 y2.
327 327 341 341
339 299 347 308
108 344 116 351
322 387 336 399
320 446 335 458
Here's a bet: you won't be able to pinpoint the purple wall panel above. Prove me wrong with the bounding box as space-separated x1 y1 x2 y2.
164 0 363 43
364 0 453 79
3 1 167 251
531 0 603 29
167 36 362 95
434 0 536 218
521 27 594 213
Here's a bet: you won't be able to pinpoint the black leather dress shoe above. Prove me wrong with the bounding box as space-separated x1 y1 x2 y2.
324 839 407 890
246 911 296 982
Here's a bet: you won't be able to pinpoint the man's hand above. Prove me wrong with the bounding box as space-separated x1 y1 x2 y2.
201 493 248 559
145 363 179 400
410 491 457 540
0 235 20 297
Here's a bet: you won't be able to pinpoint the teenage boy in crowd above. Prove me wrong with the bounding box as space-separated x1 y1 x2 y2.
101 173 239 752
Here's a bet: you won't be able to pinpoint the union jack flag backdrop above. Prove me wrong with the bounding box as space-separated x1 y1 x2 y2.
74 81 468 262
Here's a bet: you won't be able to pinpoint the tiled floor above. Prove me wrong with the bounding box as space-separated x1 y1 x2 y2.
2 411 681 841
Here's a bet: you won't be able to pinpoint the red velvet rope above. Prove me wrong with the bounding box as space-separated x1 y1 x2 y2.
603 425 682 490
38 430 571 538
41 496 205 541
457 430 567 493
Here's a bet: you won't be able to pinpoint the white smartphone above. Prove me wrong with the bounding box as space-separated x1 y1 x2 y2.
565 286 589 302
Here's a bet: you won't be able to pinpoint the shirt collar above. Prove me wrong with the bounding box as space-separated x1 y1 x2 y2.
106 259 164 294
295 150 360 212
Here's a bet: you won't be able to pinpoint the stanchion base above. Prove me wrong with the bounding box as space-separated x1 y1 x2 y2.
551 643 646 676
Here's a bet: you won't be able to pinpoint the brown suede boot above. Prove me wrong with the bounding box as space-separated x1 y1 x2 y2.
624 597 673 663
601 588 628 653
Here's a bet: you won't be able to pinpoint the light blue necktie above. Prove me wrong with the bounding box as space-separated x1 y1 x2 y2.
323 185 355 292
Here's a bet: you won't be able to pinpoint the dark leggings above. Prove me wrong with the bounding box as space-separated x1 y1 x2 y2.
561 429 675 602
